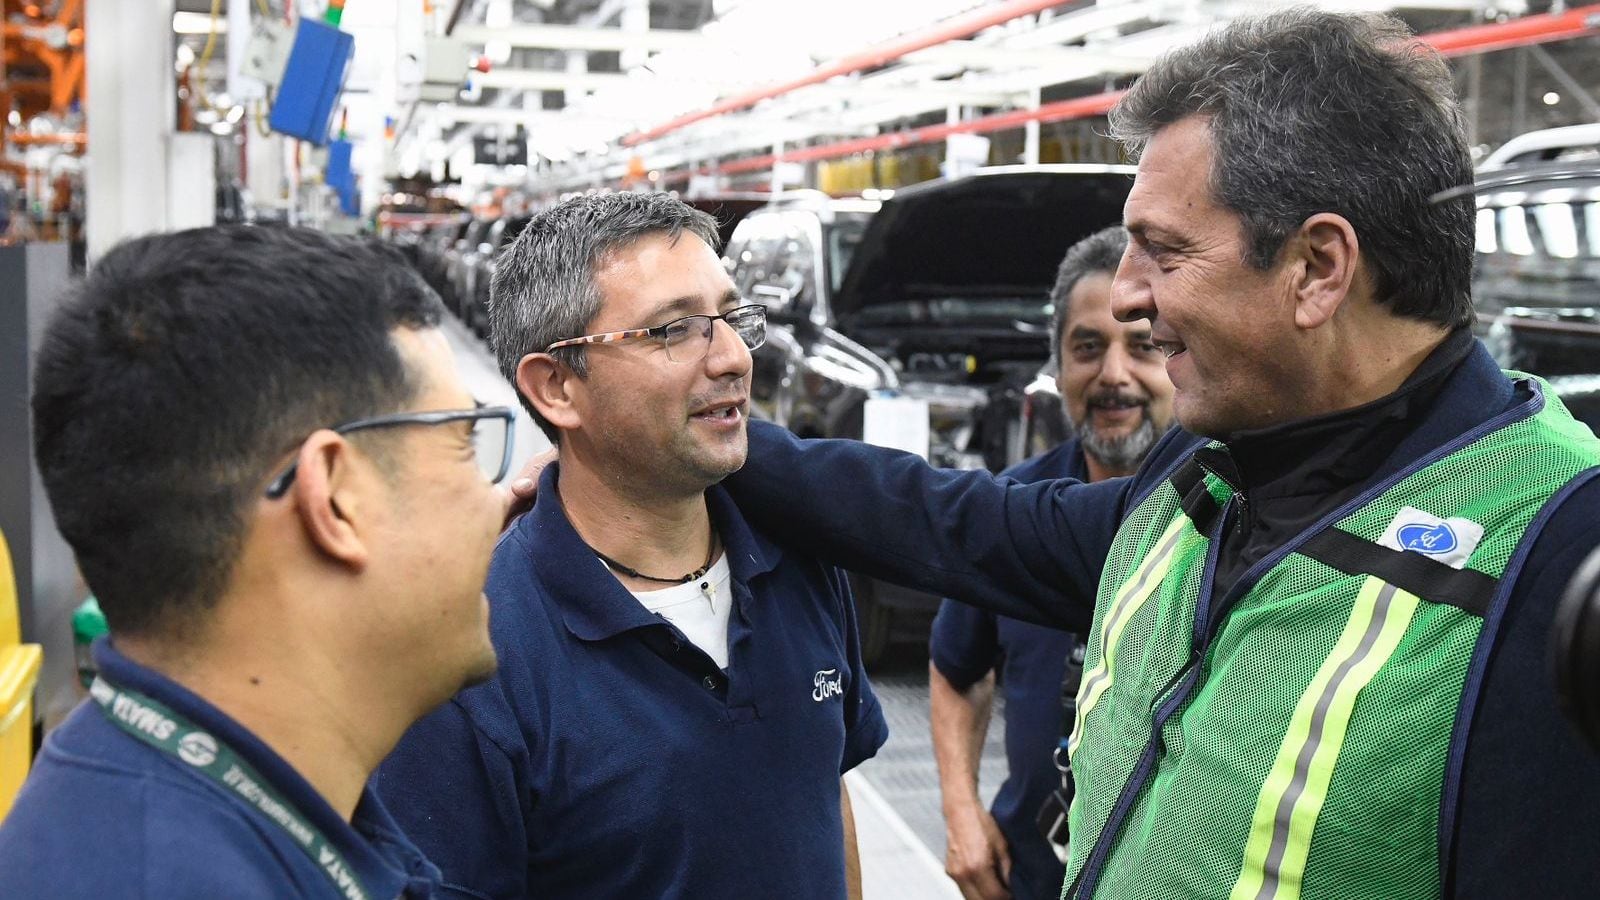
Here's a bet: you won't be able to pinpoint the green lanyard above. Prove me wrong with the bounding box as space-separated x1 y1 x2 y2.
89 676 375 900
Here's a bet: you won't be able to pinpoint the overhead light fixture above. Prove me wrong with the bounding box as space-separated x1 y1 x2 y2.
1543 91 1561 105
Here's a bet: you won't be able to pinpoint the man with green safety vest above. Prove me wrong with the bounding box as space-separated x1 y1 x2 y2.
711 8 1600 899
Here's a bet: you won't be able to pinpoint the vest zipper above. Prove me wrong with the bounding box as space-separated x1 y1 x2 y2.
1069 497 1235 899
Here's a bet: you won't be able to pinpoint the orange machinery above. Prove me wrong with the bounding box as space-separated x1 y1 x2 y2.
0 0 85 240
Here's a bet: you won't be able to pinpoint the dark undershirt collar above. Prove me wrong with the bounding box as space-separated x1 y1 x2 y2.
1198 327 1477 500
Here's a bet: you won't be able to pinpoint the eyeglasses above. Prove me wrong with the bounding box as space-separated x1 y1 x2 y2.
264 403 517 499
545 303 767 363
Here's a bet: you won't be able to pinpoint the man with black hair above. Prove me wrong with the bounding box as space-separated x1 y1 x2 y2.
377 192 887 900
930 225 1173 900
0 225 513 898
715 9 1600 899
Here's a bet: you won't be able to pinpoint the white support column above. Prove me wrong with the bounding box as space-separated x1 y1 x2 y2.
944 103 960 177
1023 87 1042 165
619 0 649 71
564 48 588 110
85 0 176 262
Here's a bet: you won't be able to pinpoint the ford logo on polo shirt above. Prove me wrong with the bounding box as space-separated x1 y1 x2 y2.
813 669 843 702
1398 521 1458 555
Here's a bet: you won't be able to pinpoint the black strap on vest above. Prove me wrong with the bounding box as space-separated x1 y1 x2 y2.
1169 455 1221 534
1298 527 1498 617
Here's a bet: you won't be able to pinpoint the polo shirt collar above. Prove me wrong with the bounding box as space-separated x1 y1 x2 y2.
519 462 785 643
91 638 439 897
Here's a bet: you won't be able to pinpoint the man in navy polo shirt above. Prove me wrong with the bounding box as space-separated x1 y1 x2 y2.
930 226 1173 900
376 192 888 899
0 227 513 897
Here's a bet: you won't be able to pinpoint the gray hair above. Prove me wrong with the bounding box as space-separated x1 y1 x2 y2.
489 192 720 441
1049 225 1129 372
1107 7 1475 328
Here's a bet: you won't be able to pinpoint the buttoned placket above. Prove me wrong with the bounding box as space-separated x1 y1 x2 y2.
638 577 761 725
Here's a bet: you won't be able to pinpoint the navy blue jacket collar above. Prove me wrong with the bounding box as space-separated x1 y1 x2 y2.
91 638 439 897
513 462 785 642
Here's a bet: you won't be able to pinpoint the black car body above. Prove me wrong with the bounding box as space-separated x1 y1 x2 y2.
1467 160 1600 429
725 166 1134 659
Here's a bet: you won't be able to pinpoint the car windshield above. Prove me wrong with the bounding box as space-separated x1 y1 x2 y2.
1475 194 1600 314
826 213 872 296
1472 180 1600 379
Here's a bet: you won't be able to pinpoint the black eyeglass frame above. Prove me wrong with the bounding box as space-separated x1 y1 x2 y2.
263 404 517 499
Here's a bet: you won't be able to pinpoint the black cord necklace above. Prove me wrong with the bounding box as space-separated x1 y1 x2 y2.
592 523 719 585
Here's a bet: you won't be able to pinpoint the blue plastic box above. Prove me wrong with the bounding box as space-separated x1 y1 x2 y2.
268 20 354 146
326 139 359 216
327 139 354 189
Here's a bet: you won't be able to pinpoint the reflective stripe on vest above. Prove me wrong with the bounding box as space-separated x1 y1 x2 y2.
1068 515 1190 760
1229 577 1421 900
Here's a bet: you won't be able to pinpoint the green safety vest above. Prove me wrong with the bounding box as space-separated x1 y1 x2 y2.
1061 377 1600 900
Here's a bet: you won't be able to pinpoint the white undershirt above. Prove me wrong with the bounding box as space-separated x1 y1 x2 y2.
627 554 734 669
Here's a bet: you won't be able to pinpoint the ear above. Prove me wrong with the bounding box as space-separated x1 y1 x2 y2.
516 352 583 433
290 431 371 571
1291 212 1360 331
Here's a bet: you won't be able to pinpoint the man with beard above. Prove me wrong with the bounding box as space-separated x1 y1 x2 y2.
0 227 510 897
716 10 1600 898
376 193 887 900
930 226 1173 900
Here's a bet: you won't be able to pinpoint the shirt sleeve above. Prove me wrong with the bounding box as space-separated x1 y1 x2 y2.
830 564 889 774
721 419 1131 632
928 599 1001 690
374 696 529 900
1451 474 1600 896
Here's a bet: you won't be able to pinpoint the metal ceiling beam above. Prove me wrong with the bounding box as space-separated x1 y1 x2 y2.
470 66 1017 107
904 39 1153 73
431 103 632 126
532 1 1600 191
620 0 1075 147
475 69 636 91
704 88 1127 177
451 22 703 52
674 1 1600 180
803 81 1020 107
705 22 1194 151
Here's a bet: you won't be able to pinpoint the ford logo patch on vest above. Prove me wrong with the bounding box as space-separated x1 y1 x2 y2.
1397 521 1457 555
1379 506 1484 570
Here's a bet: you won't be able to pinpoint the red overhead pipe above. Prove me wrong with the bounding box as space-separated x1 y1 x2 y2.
683 4 1600 180
622 0 1067 147
708 88 1124 176
1424 3 1600 57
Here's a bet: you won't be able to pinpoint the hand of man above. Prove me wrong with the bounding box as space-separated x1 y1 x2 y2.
943 803 1012 900
503 448 557 524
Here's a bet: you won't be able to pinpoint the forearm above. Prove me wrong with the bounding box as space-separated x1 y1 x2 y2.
841 779 862 900
726 420 1116 630
930 663 995 816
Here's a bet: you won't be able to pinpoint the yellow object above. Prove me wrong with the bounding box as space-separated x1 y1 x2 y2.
0 528 44 823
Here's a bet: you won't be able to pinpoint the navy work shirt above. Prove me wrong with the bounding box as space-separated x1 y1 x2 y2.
0 639 441 899
375 464 889 899
929 439 1085 900
723 340 1600 897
